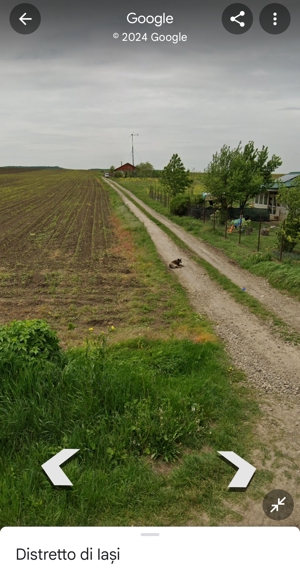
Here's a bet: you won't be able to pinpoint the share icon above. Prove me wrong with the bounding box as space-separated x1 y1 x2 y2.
222 3 253 34
230 10 246 27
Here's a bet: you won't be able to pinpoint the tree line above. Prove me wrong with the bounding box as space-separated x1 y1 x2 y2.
159 143 300 253
161 143 282 214
109 142 300 252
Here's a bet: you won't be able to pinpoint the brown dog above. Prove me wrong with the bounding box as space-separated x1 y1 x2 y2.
169 258 184 269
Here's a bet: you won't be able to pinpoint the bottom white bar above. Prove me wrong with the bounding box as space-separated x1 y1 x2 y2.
1 527 299 574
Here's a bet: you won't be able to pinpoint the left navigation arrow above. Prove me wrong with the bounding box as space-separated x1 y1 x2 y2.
42 449 80 487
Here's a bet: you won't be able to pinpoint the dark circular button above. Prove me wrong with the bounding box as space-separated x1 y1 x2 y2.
10 3 41 35
259 3 291 35
222 4 253 35
263 489 294 520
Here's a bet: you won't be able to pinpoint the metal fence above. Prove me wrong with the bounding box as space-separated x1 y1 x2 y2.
227 207 270 222
149 186 170 207
187 206 214 219
187 206 270 222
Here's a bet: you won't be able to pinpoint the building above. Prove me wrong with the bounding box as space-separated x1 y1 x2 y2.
114 163 135 174
253 172 300 221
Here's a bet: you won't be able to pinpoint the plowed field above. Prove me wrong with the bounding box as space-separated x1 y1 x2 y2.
0 170 140 345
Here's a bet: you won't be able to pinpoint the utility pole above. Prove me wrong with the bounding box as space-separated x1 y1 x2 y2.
130 133 139 167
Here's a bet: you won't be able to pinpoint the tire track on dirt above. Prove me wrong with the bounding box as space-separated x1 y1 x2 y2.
110 179 300 336
93 178 112 258
33 177 86 266
59 178 92 254
74 175 103 263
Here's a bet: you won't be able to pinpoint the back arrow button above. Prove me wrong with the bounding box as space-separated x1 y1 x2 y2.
19 12 33 26
10 4 41 35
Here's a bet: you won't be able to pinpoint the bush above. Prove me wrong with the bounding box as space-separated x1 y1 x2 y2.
191 194 205 207
277 222 299 253
170 194 191 216
210 209 221 224
247 252 273 264
0 319 62 364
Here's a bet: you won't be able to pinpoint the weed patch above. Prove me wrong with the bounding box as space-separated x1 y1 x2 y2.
0 332 259 526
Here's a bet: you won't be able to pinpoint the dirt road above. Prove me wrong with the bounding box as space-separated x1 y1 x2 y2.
106 178 300 526
112 180 300 333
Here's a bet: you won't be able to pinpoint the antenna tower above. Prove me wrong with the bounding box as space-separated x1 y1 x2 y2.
130 132 139 167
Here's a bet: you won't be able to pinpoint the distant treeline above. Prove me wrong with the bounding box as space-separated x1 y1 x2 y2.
0 166 62 174
125 169 163 178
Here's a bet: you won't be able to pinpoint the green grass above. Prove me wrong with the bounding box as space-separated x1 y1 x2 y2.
0 331 263 527
117 178 300 300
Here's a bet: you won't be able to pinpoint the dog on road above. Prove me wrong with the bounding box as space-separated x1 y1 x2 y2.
169 258 184 269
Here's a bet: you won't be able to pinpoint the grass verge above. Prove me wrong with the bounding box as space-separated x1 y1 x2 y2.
105 182 216 343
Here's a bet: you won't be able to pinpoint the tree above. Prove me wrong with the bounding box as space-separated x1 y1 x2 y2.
277 177 300 252
204 142 282 220
230 142 282 209
161 154 192 196
135 162 154 177
203 144 240 219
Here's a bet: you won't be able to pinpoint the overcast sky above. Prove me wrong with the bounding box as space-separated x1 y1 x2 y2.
0 0 299 171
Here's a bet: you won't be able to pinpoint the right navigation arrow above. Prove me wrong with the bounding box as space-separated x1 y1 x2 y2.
218 451 256 489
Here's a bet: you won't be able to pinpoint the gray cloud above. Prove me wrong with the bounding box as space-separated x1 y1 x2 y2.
0 0 299 170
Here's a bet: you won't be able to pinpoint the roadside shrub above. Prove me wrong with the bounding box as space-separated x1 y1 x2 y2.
272 251 300 262
276 222 299 253
247 252 273 264
170 194 191 216
210 209 221 224
0 319 62 364
191 194 205 207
